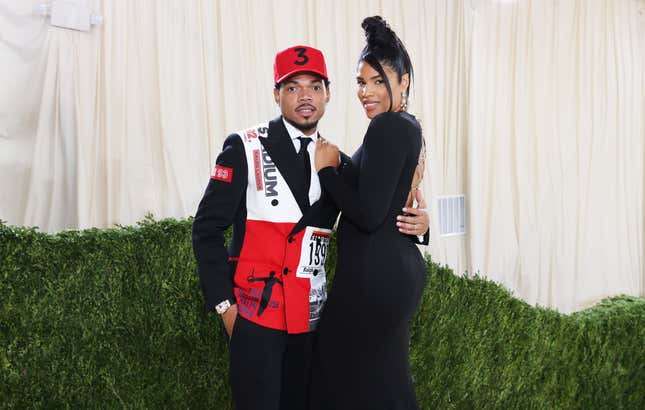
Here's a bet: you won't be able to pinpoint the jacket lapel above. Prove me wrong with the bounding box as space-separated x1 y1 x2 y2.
260 117 309 214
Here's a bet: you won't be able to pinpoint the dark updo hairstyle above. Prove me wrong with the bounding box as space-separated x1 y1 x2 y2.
359 16 414 112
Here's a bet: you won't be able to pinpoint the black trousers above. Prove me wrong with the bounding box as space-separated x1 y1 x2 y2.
228 316 313 410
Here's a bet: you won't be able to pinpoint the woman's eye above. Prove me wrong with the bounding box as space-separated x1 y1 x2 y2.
375 79 383 84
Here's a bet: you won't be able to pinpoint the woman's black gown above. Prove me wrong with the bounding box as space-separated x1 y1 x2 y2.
310 112 426 410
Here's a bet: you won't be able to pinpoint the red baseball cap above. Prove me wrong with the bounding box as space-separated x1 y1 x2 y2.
274 45 328 85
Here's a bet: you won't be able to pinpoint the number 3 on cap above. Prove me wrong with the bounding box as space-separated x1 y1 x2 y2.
294 47 309 65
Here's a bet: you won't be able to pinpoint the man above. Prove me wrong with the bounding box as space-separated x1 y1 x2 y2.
192 45 428 410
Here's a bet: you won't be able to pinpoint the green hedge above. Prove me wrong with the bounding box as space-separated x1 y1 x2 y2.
1 218 643 409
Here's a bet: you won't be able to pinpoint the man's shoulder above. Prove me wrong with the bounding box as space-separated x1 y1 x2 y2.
228 117 281 143
222 133 244 149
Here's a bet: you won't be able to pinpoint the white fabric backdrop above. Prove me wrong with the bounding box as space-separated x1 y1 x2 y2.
0 0 643 312
465 0 645 311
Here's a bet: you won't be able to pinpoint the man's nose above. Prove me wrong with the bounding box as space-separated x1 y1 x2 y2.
298 88 313 101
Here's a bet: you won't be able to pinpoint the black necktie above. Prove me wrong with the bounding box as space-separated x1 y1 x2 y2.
297 137 312 206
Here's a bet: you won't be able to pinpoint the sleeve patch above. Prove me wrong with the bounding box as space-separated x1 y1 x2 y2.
211 165 233 183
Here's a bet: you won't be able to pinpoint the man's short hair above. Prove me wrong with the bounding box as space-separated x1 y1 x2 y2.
275 78 331 90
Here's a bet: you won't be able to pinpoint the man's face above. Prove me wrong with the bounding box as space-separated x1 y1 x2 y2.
274 73 330 135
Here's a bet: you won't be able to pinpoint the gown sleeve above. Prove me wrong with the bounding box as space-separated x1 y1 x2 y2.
317 113 415 233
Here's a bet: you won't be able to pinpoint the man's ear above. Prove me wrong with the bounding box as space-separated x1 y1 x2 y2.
273 87 280 104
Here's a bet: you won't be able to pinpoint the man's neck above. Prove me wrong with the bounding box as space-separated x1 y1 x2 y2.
282 117 318 138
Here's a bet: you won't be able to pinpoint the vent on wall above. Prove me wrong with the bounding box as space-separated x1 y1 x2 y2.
436 195 466 236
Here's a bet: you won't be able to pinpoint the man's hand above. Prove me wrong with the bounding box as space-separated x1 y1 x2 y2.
315 138 340 171
221 304 238 339
397 189 429 236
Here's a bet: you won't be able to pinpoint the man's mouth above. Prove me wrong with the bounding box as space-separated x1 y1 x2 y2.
296 104 316 115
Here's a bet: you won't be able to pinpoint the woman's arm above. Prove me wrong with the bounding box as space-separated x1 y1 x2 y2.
317 113 414 233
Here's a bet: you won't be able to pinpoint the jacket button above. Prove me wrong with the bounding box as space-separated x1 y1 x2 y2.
283 268 289 275
313 269 319 276
288 236 294 243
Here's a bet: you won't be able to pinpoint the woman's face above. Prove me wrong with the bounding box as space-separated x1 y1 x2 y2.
356 61 409 119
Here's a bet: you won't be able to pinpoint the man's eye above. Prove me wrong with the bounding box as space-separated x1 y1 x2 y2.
288 87 297 92
313 85 321 91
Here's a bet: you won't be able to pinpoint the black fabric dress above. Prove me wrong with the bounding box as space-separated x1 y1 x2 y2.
309 112 426 410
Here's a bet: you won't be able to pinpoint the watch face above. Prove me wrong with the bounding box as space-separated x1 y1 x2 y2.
216 300 231 314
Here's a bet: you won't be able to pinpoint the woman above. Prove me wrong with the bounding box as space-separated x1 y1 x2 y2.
310 16 426 410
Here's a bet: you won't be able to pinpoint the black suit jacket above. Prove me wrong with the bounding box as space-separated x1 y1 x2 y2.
192 116 348 312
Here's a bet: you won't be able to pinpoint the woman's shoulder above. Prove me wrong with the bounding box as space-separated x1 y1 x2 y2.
367 111 421 139
369 111 419 128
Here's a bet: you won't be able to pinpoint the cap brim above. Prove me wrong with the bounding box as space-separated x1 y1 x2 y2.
276 69 328 85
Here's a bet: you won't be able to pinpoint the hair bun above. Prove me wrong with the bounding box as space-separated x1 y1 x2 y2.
361 16 396 49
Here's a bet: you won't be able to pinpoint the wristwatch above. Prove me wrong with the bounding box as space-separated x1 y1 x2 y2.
215 299 233 315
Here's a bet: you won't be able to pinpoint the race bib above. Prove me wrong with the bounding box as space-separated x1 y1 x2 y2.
296 226 331 330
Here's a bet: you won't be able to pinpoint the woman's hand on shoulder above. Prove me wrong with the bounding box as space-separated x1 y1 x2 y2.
315 138 340 171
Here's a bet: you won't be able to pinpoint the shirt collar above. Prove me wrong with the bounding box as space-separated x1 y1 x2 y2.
282 117 318 141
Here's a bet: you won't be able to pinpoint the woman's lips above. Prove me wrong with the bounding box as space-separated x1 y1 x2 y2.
363 101 379 111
